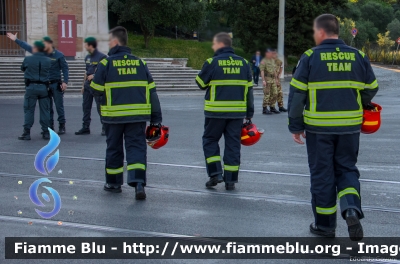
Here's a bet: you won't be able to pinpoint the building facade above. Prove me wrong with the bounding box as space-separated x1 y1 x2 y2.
0 0 109 58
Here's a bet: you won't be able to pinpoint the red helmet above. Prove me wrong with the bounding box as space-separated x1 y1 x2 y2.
361 102 382 134
241 120 264 146
146 124 169 149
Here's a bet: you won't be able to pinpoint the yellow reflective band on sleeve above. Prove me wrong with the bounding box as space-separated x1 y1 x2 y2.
305 49 314 57
100 59 108 66
308 81 365 90
90 81 105 91
247 81 253 87
205 106 247 112
358 50 365 58
304 110 363 119
196 75 208 88
338 187 360 199
207 58 213 64
316 205 337 215
206 156 221 164
148 82 156 89
106 167 123 175
210 80 249 86
364 80 378 89
101 109 151 117
127 163 146 171
304 117 363 126
105 81 149 88
224 165 239 172
290 78 308 91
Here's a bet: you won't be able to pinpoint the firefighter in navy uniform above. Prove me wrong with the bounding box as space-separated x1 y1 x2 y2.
91 26 162 200
288 14 378 241
196 32 254 191
75 37 107 136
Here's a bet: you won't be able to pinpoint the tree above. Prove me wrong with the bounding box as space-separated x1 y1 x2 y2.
387 18 400 40
219 0 347 56
109 0 207 48
359 1 394 32
338 17 356 46
353 19 379 47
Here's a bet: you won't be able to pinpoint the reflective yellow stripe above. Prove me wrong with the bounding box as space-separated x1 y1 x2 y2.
127 163 146 170
210 80 248 86
316 205 337 215
304 110 363 119
358 50 365 58
106 167 123 174
308 81 365 90
206 156 221 164
100 59 108 66
105 81 148 88
305 49 314 56
101 104 151 111
309 89 316 112
224 165 239 172
365 80 378 89
141 59 146 65
148 82 156 89
247 82 253 87
304 117 363 126
207 58 213 64
196 75 207 88
205 107 246 112
364 121 379 126
101 110 151 117
205 101 246 107
91 81 105 91
338 188 360 199
290 78 308 91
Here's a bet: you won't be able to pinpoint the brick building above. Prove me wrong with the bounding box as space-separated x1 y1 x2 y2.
0 0 109 58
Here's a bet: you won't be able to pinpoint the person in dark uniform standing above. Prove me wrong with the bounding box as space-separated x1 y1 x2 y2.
288 14 378 241
196 32 254 191
75 37 107 136
18 41 52 140
91 26 163 200
7 33 69 135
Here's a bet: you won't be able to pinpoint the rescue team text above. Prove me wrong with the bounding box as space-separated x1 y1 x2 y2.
320 52 356 72
112 59 141 75
218 59 244 74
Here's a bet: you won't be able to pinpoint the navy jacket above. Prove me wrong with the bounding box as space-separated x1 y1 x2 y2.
84 49 107 89
21 52 51 83
196 47 254 119
91 46 162 124
288 39 378 134
15 39 69 83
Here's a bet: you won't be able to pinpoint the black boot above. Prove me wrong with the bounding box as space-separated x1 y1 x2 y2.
279 106 288 112
263 107 272 115
309 223 335 238
42 131 50 140
75 126 90 135
205 174 224 188
18 129 31 140
225 182 235 191
345 209 363 241
270 107 281 114
135 183 146 200
104 183 122 193
58 123 66 135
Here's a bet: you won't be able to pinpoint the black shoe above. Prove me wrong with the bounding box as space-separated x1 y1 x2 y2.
18 129 31 140
279 107 288 112
270 107 280 114
263 107 272 115
75 126 90 135
103 183 122 193
101 128 106 136
135 183 146 200
58 123 66 135
225 183 235 191
42 131 50 140
309 223 335 238
345 209 364 241
205 174 224 188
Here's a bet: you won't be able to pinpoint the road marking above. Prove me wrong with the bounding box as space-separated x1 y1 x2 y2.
0 151 400 185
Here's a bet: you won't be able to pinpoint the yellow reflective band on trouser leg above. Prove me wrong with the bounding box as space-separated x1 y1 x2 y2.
206 156 221 164
127 163 146 171
338 188 360 199
316 205 337 215
224 165 239 172
106 167 124 175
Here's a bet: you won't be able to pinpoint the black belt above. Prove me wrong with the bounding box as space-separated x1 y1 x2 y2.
49 80 61 84
27 80 48 85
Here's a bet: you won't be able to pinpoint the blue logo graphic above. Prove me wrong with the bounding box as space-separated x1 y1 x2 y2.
29 178 62 219
34 128 60 175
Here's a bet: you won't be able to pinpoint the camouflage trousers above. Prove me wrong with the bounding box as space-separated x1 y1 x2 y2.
276 81 284 108
262 79 278 108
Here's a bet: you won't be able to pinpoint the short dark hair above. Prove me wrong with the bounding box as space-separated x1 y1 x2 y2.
109 26 128 46
315 14 340 36
85 37 97 49
214 32 232 47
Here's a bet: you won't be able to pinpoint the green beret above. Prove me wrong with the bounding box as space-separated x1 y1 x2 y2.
34 41 45 49
84 37 97 43
42 36 53 43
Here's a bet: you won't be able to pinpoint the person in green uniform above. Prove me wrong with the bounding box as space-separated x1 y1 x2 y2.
259 48 280 115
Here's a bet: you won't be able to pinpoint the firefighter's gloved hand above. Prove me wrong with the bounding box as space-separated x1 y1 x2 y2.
363 103 375 111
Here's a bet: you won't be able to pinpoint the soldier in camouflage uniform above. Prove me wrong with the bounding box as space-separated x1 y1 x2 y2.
273 51 287 112
259 49 280 115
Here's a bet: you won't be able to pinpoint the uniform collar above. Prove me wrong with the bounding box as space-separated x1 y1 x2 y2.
90 49 99 56
108 45 132 56
35 52 47 57
214 47 235 56
319 38 345 45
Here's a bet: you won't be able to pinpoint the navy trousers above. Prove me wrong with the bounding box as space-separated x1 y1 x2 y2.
23 84 50 131
82 87 102 127
306 132 363 231
202 118 242 183
49 82 66 125
253 67 260 85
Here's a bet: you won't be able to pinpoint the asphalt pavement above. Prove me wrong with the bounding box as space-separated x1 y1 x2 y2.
0 66 399 264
